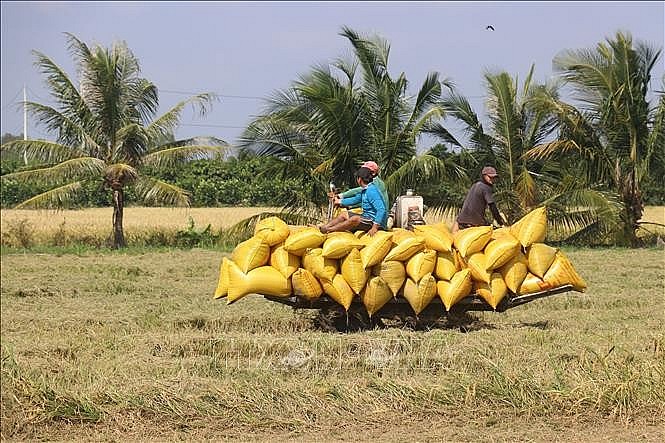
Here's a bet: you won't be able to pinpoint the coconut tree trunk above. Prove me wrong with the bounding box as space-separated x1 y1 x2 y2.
112 186 126 248
619 171 643 247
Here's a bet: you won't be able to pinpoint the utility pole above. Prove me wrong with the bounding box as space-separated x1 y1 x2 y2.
23 84 28 164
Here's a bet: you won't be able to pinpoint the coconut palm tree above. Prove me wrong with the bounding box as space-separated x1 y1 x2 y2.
0 33 226 248
428 66 621 240
238 26 454 221
526 31 663 246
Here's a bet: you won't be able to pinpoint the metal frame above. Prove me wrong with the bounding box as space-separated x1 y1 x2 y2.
263 284 575 317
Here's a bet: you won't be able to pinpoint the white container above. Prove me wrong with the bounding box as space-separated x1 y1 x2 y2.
393 194 424 229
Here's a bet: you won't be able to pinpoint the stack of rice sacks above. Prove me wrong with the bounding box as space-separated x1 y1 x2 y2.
214 207 587 316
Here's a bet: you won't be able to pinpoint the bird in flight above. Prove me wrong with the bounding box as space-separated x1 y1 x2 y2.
486 25 495 31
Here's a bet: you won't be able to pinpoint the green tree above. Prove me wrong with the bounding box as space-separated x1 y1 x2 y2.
238 26 453 220
0 33 226 248
526 31 664 246
429 66 621 240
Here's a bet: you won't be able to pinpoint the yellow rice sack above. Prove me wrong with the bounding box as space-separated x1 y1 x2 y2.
391 228 416 244
440 269 472 311
226 262 292 304
322 274 355 310
413 225 453 252
467 252 491 284
436 280 450 304
510 206 547 247
360 231 394 268
372 260 406 296
475 272 508 309
526 243 558 279
499 251 529 293
301 248 337 282
403 274 437 315
361 276 393 317
430 222 453 235
291 268 323 301
484 235 521 270
491 226 512 240
213 257 231 299
453 225 493 257
384 236 426 261
321 232 365 259
341 248 370 294
283 227 326 255
232 236 270 273
518 272 553 295
254 216 290 246
543 251 587 292
406 249 437 282
435 250 458 281
270 243 300 278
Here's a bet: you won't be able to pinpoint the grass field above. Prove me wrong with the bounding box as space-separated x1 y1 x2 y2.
1 206 663 249
1 246 664 441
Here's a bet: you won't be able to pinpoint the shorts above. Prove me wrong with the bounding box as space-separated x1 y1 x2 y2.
356 218 375 232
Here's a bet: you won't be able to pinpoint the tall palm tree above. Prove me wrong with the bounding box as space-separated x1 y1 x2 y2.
0 33 226 248
238 26 453 220
526 31 663 246
429 66 621 239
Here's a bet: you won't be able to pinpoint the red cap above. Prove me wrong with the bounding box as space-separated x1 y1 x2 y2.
362 161 379 174
481 166 498 177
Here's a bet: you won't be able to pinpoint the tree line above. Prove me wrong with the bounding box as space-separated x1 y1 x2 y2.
1 28 663 248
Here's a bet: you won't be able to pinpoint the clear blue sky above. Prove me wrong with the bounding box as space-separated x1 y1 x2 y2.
1 1 663 150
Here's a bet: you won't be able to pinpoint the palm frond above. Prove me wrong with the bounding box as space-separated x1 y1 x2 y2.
2 157 106 184
14 181 83 209
142 144 227 168
134 176 190 207
1 139 86 164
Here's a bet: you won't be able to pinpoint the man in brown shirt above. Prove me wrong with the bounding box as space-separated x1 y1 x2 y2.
453 166 506 232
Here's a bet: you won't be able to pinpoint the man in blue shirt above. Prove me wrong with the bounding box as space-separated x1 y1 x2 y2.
317 167 388 236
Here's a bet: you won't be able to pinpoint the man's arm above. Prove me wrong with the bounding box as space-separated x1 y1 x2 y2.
489 202 506 226
340 192 362 208
339 186 362 200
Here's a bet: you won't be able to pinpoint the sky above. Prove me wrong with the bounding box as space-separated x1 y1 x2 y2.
1 1 664 151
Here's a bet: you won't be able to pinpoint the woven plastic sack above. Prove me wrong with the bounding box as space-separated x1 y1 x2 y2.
361 276 393 316
322 232 365 259
301 248 337 283
321 274 355 310
360 231 394 268
467 252 491 284
226 262 292 304
403 273 437 315
440 269 472 311
391 228 416 244
384 236 426 262
435 250 458 281
518 272 552 295
341 248 370 294
453 225 493 257
406 249 437 282
254 216 290 246
291 268 323 301
484 235 521 270
284 227 326 255
475 272 508 309
371 260 406 296
270 243 300 278
413 225 453 252
526 243 558 279
510 206 547 247
543 251 587 292
213 257 231 299
232 236 270 273
499 251 529 293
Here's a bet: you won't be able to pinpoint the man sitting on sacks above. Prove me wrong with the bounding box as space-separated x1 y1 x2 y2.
316 166 388 236
452 165 507 233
